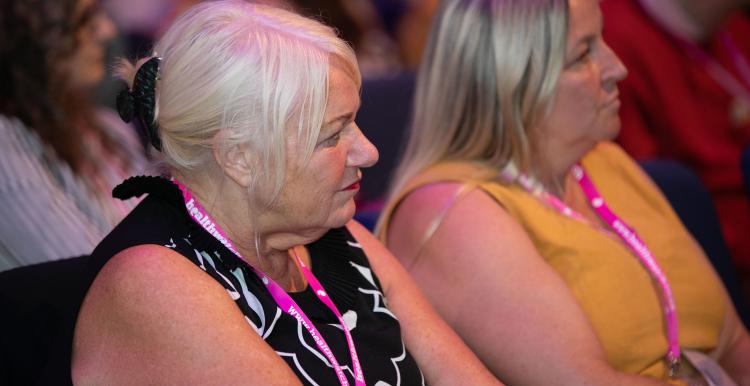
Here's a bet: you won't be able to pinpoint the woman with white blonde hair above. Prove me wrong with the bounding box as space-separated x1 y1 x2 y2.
378 0 750 385
70 1 499 384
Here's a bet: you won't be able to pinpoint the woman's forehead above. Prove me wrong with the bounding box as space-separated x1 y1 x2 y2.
324 64 360 124
567 0 602 47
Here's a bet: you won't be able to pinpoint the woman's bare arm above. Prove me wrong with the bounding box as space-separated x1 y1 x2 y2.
347 220 502 386
387 183 671 386
72 244 302 385
716 289 750 385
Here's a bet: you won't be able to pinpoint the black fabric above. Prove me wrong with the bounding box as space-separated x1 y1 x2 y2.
0 255 90 386
79 176 424 385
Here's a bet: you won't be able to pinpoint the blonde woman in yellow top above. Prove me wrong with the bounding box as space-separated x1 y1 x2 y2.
378 0 750 385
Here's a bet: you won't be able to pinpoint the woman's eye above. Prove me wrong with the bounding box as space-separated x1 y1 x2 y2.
320 132 342 148
575 48 591 63
567 46 591 67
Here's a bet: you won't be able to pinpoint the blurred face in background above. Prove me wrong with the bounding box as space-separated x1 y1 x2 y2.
537 0 627 166
61 0 117 89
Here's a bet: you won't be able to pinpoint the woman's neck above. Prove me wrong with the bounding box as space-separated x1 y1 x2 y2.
538 173 567 199
211 202 311 292
174 170 309 290
536 153 580 199
228 231 311 292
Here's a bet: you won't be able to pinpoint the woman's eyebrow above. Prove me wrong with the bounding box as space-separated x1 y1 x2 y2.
324 113 351 127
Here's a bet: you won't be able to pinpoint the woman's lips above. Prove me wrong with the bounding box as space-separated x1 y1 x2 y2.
343 181 360 191
606 97 621 110
604 91 620 107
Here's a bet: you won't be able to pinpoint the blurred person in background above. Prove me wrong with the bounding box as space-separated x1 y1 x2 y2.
269 0 402 77
0 0 147 271
106 0 401 79
103 0 201 58
95 0 201 115
392 0 438 70
601 0 750 293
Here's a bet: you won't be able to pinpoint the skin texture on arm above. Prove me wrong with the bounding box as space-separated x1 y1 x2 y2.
346 220 502 386
72 244 303 386
716 289 750 385
386 183 672 386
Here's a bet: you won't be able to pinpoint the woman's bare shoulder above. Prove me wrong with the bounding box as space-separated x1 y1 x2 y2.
387 181 518 261
388 182 469 257
79 244 222 323
73 244 300 385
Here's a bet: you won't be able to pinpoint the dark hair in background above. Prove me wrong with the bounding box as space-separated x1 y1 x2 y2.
0 0 122 174
291 0 362 50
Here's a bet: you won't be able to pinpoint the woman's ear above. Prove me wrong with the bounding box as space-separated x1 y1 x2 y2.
213 143 255 188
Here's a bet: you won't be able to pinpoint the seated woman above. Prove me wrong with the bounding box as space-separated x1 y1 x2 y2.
0 0 147 270
378 0 750 385
71 1 498 385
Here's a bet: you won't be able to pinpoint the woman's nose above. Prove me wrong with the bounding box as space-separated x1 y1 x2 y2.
600 41 628 85
348 123 379 168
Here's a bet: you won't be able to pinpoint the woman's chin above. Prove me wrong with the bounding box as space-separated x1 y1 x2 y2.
329 200 357 229
603 119 622 141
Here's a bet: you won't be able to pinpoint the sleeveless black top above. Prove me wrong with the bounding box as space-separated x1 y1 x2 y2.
85 176 424 385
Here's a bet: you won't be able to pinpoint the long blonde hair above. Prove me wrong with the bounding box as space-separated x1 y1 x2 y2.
385 0 568 206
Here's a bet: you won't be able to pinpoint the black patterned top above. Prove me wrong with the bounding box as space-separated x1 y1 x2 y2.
85 176 424 386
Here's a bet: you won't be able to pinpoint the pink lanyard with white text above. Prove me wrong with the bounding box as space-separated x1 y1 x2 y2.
500 164 681 375
174 179 365 386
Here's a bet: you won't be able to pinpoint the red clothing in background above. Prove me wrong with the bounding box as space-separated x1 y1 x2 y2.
602 0 750 273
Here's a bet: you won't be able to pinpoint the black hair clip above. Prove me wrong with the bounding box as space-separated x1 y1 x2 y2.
116 56 162 151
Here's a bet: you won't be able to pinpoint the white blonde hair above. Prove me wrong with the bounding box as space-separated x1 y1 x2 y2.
386 0 568 203
117 0 359 205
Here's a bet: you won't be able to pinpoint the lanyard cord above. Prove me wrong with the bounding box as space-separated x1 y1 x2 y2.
174 179 365 386
499 164 681 375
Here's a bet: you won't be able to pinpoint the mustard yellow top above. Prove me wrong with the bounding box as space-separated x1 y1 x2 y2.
379 142 726 380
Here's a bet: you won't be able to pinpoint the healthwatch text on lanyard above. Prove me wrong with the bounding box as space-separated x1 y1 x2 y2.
173 179 366 386
500 163 681 376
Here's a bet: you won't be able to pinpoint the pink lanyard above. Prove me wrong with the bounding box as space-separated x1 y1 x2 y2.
500 164 681 375
500 164 588 223
174 179 366 386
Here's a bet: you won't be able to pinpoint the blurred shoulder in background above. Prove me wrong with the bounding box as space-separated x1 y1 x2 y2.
601 0 750 296
0 0 148 270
